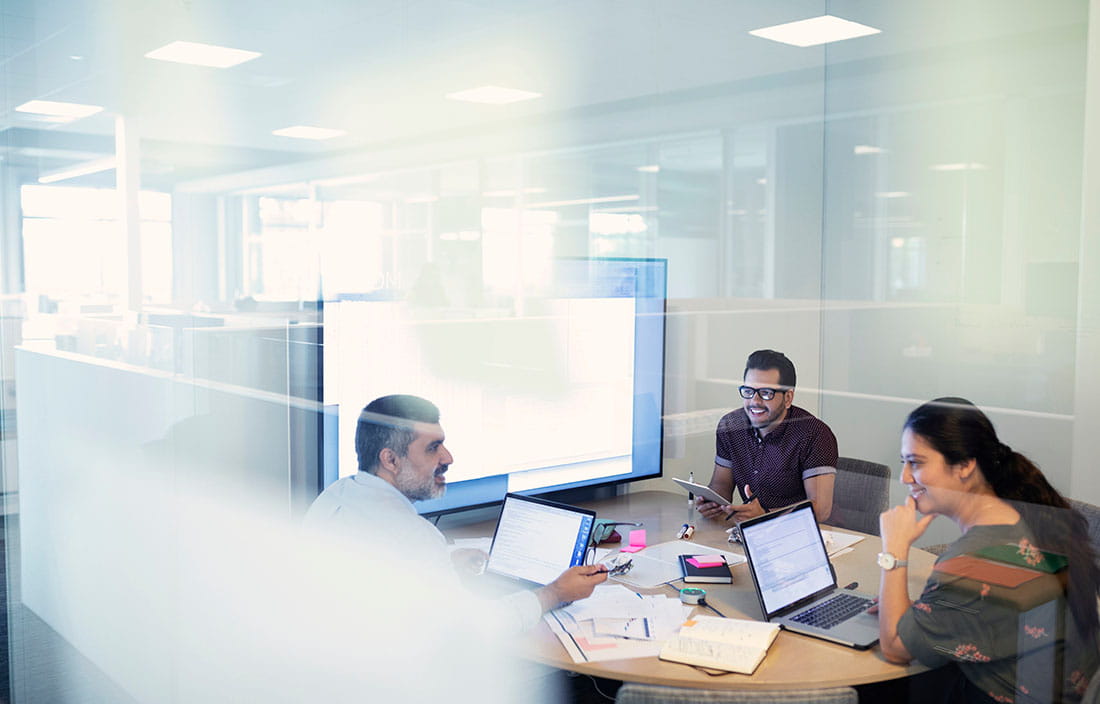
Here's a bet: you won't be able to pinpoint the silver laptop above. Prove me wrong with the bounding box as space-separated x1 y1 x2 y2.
739 500 879 649
483 493 597 587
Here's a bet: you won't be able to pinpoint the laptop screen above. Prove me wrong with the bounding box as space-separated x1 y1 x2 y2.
485 493 596 586
740 501 835 616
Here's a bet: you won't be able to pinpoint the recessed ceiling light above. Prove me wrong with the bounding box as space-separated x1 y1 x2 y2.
636 165 660 173
15 99 103 122
272 125 347 140
145 40 261 68
929 162 988 171
749 15 881 47
876 191 910 199
445 85 542 104
854 145 885 155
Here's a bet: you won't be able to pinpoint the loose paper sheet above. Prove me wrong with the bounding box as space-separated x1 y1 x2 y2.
545 584 694 662
610 540 746 589
821 529 864 555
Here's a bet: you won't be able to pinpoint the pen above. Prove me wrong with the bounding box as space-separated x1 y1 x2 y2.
725 494 759 521
687 472 694 505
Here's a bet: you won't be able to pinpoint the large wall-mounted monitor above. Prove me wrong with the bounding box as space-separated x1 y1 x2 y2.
322 257 666 515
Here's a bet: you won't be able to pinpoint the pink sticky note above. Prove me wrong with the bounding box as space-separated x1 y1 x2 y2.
618 529 647 552
691 554 725 567
575 637 619 651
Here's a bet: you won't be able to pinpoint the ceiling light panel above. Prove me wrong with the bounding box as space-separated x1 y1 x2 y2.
445 85 542 104
929 162 988 171
749 15 881 47
145 41 262 68
272 126 347 140
15 100 104 121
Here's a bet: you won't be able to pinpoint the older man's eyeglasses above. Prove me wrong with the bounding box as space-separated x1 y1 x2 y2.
738 385 785 401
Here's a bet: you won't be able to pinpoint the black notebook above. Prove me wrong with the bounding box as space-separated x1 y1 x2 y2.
678 554 732 584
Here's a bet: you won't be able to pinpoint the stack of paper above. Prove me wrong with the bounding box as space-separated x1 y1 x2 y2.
543 584 695 663
821 529 864 558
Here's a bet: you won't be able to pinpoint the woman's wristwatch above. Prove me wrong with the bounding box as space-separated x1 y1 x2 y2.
876 552 908 570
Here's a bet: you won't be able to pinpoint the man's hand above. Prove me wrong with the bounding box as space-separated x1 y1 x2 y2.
726 484 764 521
537 565 609 611
450 548 487 576
694 496 732 520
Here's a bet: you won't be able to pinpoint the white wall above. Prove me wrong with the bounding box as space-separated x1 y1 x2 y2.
1071 0 1100 505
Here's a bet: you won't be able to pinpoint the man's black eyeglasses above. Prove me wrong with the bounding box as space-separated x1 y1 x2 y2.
739 385 786 401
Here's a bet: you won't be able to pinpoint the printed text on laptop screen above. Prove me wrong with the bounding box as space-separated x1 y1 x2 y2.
744 507 834 614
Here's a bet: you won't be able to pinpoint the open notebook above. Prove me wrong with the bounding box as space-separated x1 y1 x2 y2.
659 616 780 674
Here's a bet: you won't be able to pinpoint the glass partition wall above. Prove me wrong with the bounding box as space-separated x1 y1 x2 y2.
1 0 1096 701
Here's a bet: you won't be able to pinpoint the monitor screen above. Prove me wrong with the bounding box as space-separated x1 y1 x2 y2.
322 257 666 515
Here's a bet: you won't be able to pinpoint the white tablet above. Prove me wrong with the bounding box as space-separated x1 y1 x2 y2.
671 477 734 506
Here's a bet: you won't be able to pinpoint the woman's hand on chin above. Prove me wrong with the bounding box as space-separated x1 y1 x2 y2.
880 496 935 554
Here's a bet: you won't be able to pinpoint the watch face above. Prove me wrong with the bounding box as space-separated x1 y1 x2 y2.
877 552 896 569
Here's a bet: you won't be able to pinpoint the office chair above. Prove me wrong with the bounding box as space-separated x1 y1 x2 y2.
823 457 892 536
1068 499 1100 562
1082 664 1100 704
925 498 1100 559
921 543 949 556
615 683 858 704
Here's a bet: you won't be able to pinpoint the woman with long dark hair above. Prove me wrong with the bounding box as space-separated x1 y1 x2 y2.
879 397 1099 703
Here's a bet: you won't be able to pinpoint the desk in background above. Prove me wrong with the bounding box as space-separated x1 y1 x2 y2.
449 490 935 690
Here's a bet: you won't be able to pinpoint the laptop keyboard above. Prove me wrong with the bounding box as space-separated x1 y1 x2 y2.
790 593 873 629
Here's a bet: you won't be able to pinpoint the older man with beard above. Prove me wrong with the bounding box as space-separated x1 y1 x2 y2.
304 394 606 631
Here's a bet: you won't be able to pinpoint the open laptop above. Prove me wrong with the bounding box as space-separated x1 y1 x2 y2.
739 500 879 649
483 493 597 587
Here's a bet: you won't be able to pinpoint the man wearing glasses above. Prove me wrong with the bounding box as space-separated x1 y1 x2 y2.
695 349 837 523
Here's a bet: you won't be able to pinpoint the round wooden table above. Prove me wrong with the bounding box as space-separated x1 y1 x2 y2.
500 490 934 690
